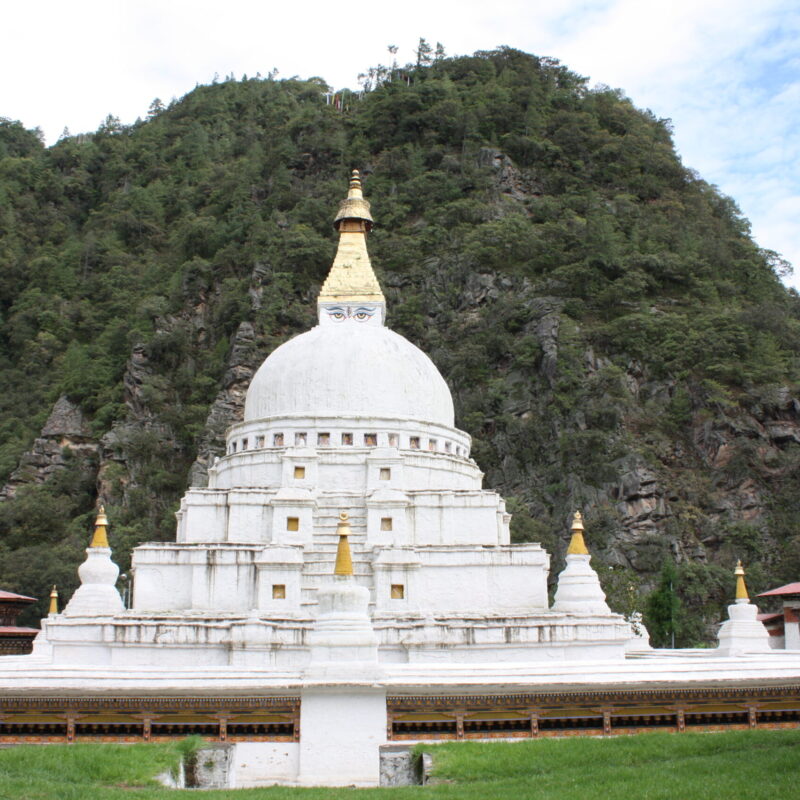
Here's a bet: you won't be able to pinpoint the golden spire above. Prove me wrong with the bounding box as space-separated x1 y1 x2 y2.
734 560 749 601
48 585 58 615
90 505 110 548
566 511 589 555
334 511 354 576
318 170 385 307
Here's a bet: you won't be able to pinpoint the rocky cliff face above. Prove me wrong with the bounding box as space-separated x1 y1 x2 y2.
1 397 99 501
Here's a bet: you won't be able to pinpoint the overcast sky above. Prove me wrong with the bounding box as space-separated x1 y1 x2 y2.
3 0 799 289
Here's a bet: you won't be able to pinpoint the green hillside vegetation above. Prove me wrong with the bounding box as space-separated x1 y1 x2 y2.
1 47 798 637
0 730 798 798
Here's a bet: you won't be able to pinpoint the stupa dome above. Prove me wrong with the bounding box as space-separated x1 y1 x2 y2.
243 323 455 426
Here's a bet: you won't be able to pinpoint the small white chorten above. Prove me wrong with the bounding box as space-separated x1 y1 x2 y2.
62 507 124 616
717 561 771 656
552 511 611 614
306 512 379 672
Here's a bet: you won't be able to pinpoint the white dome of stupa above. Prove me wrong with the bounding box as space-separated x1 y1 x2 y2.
243 323 454 426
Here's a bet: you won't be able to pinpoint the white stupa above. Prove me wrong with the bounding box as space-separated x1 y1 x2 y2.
717 561 771 656
40 170 631 669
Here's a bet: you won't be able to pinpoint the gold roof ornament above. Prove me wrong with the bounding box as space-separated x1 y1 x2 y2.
334 511 354 576
734 560 749 601
48 585 58 616
566 511 589 555
318 170 385 307
90 505 110 548
333 169 374 230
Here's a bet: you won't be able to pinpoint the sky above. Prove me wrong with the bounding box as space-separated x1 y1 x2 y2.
2 0 799 288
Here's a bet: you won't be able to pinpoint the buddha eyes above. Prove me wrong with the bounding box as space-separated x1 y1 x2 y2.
325 306 375 321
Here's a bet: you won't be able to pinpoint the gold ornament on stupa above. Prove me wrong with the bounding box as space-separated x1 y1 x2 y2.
566 511 589 555
734 560 749 601
334 511 354 576
48 585 59 615
90 505 110 548
318 170 384 307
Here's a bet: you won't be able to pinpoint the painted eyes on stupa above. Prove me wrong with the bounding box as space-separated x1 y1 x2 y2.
353 307 375 321
325 306 376 322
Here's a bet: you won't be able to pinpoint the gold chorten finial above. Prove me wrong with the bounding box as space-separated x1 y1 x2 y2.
318 170 384 308
566 510 589 555
734 560 749 601
334 511 354 576
90 505 110 548
48 585 58 616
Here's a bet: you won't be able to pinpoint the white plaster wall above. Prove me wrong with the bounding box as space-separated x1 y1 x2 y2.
227 491 273 544
179 491 229 543
132 546 194 611
297 688 387 786
189 550 259 611
409 494 506 546
411 546 549 613
233 743 299 787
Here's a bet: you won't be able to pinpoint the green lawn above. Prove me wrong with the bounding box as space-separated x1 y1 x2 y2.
0 730 798 799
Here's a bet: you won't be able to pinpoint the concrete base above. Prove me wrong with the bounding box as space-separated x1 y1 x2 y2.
233 743 299 787
297 688 387 786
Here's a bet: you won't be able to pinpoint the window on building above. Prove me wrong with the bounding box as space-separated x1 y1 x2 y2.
388 433 399 447
391 584 405 599
318 432 330 446
230 442 237 453
286 517 299 532
409 436 420 450
379 468 391 480
364 433 377 446
255 436 265 449
295 432 307 446
444 441 451 453
381 517 393 531
342 433 353 445
294 466 306 479
242 438 249 451
428 439 437 451
273 433 284 447
272 584 286 599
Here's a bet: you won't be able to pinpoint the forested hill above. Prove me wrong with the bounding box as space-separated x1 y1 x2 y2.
1 48 799 640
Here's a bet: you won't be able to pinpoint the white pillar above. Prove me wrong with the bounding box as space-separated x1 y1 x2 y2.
784 603 800 649
297 687 387 787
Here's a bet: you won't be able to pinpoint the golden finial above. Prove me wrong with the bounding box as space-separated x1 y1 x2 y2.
566 510 589 555
334 511 354 576
348 169 363 196
320 170 383 307
90 505 110 548
734 560 749 601
48 585 58 616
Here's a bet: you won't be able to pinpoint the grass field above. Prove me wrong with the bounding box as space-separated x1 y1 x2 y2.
0 729 798 799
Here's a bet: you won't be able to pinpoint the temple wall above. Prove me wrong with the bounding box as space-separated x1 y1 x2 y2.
233 743 299 788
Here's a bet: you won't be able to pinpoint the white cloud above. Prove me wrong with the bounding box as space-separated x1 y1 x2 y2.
2 0 798 287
